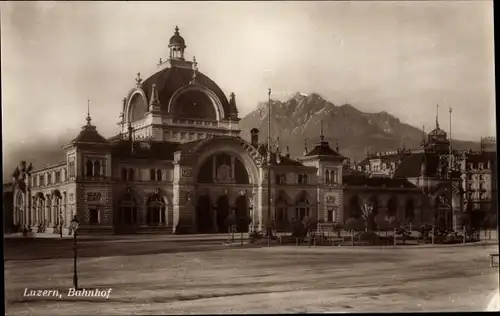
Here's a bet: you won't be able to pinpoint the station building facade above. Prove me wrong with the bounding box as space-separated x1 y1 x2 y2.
5 27 486 235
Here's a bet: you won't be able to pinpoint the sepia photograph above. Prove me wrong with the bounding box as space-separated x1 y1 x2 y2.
2 1 498 314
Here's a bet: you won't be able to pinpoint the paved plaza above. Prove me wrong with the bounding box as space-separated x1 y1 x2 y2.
4 236 499 315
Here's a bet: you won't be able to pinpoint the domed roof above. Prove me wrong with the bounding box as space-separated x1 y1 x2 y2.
140 66 237 119
169 26 186 48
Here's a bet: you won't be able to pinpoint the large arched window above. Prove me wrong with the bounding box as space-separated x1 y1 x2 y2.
171 90 217 120
387 196 398 218
118 191 138 225
348 195 361 219
15 193 23 226
147 193 165 226
37 194 45 225
129 93 148 122
121 168 128 181
156 169 162 181
275 191 290 228
128 168 135 181
295 192 310 221
150 169 156 181
405 199 415 222
46 196 52 224
54 197 61 226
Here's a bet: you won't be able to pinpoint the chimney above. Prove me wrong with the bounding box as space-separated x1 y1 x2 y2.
250 128 259 148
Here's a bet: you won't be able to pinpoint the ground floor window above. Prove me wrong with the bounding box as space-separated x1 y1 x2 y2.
276 207 287 222
296 207 308 221
147 206 166 225
119 207 137 224
89 207 99 224
327 208 334 222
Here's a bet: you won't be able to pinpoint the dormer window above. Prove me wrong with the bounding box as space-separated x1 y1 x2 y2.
47 173 52 185
55 171 61 183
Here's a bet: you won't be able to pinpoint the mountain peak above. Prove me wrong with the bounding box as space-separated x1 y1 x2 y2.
239 94 479 162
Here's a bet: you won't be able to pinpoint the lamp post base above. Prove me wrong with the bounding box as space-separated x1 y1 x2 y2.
73 275 79 290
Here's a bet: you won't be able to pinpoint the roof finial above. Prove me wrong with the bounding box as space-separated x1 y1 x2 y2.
174 25 179 35
436 104 439 129
286 145 290 157
303 138 308 155
86 99 92 126
336 139 339 152
320 120 324 142
136 72 142 87
190 56 198 83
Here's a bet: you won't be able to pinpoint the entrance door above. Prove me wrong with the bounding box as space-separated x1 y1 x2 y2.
235 195 249 232
216 195 230 233
196 195 212 233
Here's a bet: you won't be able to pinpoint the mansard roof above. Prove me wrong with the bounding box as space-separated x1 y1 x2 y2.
343 173 417 189
305 140 344 158
70 125 108 145
111 140 180 160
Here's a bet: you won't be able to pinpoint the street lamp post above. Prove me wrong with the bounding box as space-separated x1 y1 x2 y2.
59 207 63 239
70 215 79 290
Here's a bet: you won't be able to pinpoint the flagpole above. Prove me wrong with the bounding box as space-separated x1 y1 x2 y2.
267 88 272 239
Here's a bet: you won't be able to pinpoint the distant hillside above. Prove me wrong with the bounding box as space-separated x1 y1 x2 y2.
238 92 480 162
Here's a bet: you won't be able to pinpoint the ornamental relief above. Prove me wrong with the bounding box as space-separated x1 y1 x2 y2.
86 192 102 202
324 192 341 206
181 168 192 177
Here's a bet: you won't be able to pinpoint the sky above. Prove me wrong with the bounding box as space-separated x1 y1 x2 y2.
1 1 495 149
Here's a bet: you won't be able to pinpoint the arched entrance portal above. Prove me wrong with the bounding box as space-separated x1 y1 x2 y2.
192 137 261 233
215 195 230 233
196 195 213 233
235 195 249 232
115 189 138 234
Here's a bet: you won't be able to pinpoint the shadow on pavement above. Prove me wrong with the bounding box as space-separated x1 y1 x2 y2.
3 238 266 261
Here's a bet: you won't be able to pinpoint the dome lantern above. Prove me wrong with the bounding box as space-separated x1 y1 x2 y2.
168 26 186 60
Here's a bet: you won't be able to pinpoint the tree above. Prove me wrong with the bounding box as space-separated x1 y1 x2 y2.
360 203 374 232
332 222 344 238
458 209 487 240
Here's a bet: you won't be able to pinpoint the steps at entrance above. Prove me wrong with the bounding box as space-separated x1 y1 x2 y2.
136 226 171 234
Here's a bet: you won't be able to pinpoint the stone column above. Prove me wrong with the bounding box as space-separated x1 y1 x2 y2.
213 208 218 232
212 156 216 181
142 195 148 225
63 193 68 227
172 154 196 234
45 195 50 225
230 156 235 180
